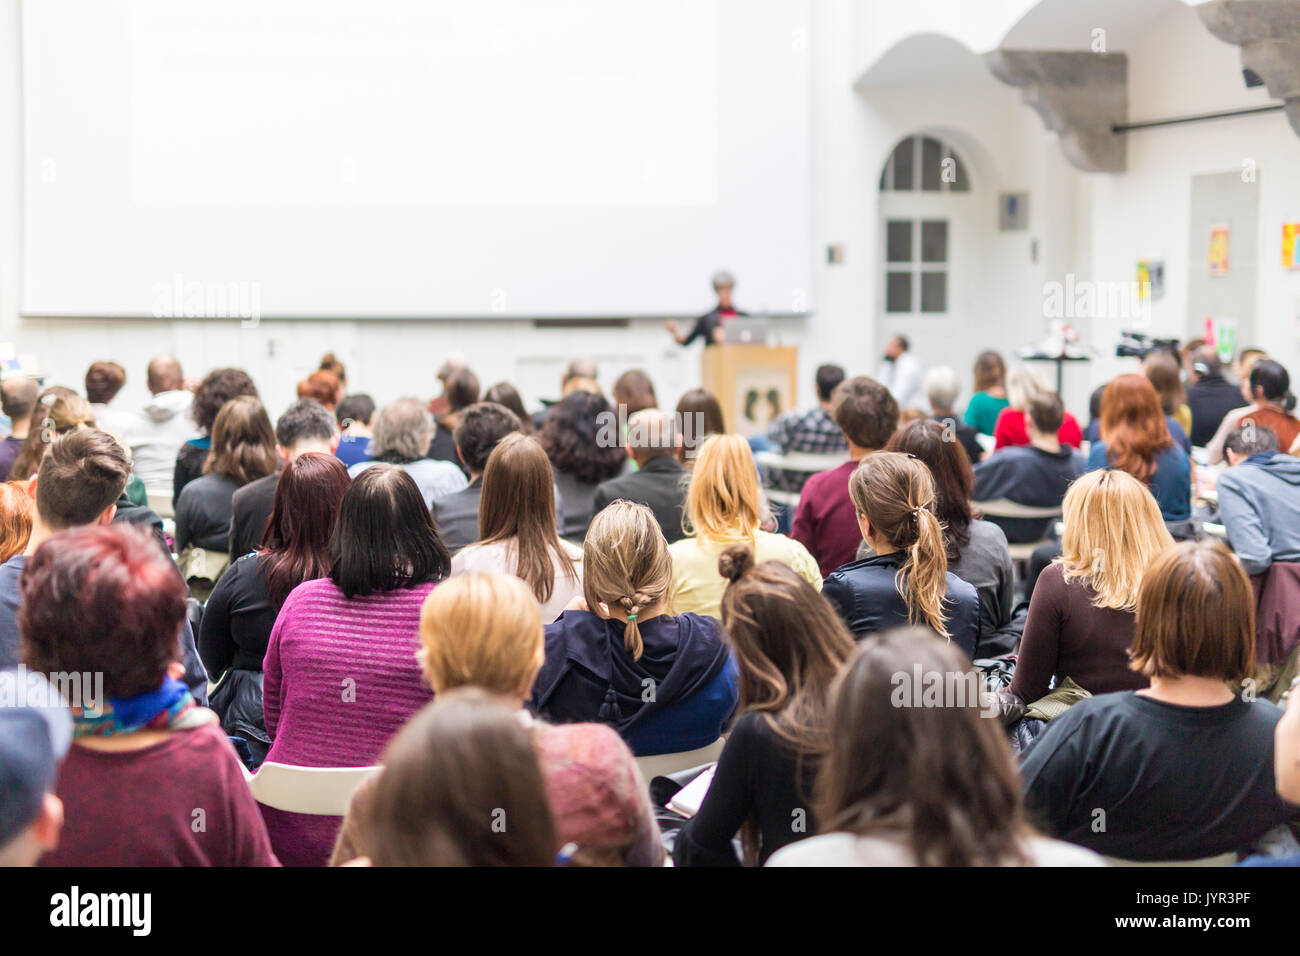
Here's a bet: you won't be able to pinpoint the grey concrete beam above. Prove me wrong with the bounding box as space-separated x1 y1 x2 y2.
985 50 1128 173
1198 0 1300 137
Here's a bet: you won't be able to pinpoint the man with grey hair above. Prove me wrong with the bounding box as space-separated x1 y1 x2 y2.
348 397 467 509
665 270 748 347
228 398 340 557
1218 423 1300 576
923 366 984 465
0 376 39 481
592 408 686 541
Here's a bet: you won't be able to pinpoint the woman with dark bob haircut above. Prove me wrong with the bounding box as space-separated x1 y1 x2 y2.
21 523 279 866
872 419 1014 651
1022 540 1299 863
539 390 626 539
259 464 450 865
768 629 1101 867
174 367 259 505
199 453 352 766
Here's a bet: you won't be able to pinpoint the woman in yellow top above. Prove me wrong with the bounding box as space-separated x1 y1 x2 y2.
668 434 821 617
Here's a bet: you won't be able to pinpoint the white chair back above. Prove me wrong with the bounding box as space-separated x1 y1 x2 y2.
754 450 851 507
247 761 382 816
1104 852 1237 867
634 738 725 780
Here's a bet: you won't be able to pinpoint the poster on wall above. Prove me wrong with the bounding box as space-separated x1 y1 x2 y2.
1208 225 1231 276
1283 223 1300 269
1136 260 1164 300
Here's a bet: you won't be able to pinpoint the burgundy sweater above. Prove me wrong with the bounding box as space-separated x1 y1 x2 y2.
792 460 861 577
42 722 278 867
1010 563 1149 703
261 577 437 866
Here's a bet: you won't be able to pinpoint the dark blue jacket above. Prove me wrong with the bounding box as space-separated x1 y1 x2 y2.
529 610 737 757
821 552 981 659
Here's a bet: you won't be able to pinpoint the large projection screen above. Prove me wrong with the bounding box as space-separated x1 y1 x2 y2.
22 0 811 318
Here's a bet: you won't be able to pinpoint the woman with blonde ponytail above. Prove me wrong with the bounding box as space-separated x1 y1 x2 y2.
529 501 737 757
822 452 980 657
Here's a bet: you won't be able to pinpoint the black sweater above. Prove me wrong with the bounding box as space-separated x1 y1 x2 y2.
672 712 818 867
198 553 277 676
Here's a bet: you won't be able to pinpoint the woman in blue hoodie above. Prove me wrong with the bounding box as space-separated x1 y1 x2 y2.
530 500 736 757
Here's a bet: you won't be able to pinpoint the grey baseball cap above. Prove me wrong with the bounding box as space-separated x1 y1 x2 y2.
0 670 72 846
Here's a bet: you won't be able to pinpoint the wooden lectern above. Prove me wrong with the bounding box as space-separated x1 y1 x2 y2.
700 344 799 438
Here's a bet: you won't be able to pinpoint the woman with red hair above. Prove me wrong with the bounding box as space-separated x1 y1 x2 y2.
1086 374 1191 525
297 370 343 411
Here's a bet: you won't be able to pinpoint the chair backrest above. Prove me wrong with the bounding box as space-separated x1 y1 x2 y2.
247 761 382 815
971 498 1064 520
146 492 175 520
754 450 850 476
1104 852 1237 867
635 738 725 781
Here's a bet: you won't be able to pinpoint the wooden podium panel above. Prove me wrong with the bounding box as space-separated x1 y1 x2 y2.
700 344 799 438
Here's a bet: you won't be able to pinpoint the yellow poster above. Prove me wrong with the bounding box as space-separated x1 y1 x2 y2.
1283 223 1300 269
1208 226 1230 276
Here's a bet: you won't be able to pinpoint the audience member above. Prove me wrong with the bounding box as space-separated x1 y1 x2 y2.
0 430 208 699
669 434 821 618
876 334 925 411
673 544 853 866
175 396 279 557
992 367 1082 451
675 388 726 466
792 376 898 576
84 361 127 434
1141 351 1192 449
484 382 532 433
348 398 467 508
335 690 557 866
973 391 1083 543
334 393 375 468
432 401 525 552
924 366 984 464
1005 470 1172 710
822 451 980 658
430 367 481 472
764 364 849 493
295 370 340 411
0 377 38 481
260 465 448 866
1021 541 1298 862
963 350 1009 437
450 433 583 622
768 630 1101 867
539 390 627 539
1207 359 1300 464
350 571 664 866
875 420 1014 652
318 352 347 388
429 356 467 418
107 356 194 498
25 524 277 866
531 501 736 756
1086 374 1191 526
200 453 350 765
173 368 259 506
0 671 70 867
228 399 337 558
591 408 687 542
8 388 95 482
0 483 32 563
611 369 658 417
1185 345 1247 447
1217 424 1300 576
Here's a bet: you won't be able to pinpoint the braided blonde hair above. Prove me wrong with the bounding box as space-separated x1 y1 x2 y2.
582 500 672 660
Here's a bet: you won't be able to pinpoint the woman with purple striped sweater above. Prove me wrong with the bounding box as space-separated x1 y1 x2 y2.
260 464 451 866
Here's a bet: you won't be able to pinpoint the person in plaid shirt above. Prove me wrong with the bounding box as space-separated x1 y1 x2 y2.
764 364 849 493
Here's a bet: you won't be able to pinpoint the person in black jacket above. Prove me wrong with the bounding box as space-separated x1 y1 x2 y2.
530 501 735 756
172 368 258 507
591 409 688 542
822 451 980 659
228 399 337 559
672 543 854 867
664 270 748 347
430 401 524 553
1186 345 1248 447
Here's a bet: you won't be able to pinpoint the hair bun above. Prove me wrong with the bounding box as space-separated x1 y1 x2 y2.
717 543 756 583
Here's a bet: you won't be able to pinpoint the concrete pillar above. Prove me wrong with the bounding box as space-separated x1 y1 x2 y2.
1198 0 1300 138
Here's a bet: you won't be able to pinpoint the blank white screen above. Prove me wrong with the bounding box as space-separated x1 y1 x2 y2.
24 0 810 317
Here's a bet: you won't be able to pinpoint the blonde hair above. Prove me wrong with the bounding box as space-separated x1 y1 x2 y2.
1054 469 1174 611
685 434 767 542
418 572 544 699
582 501 672 661
848 452 951 639
1005 366 1050 410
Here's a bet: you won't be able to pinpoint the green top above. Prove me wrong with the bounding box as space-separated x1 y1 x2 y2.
125 473 148 508
964 391 1010 437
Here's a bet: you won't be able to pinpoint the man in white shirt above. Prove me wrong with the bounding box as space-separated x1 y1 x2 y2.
876 335 926 412
115 356 197 499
